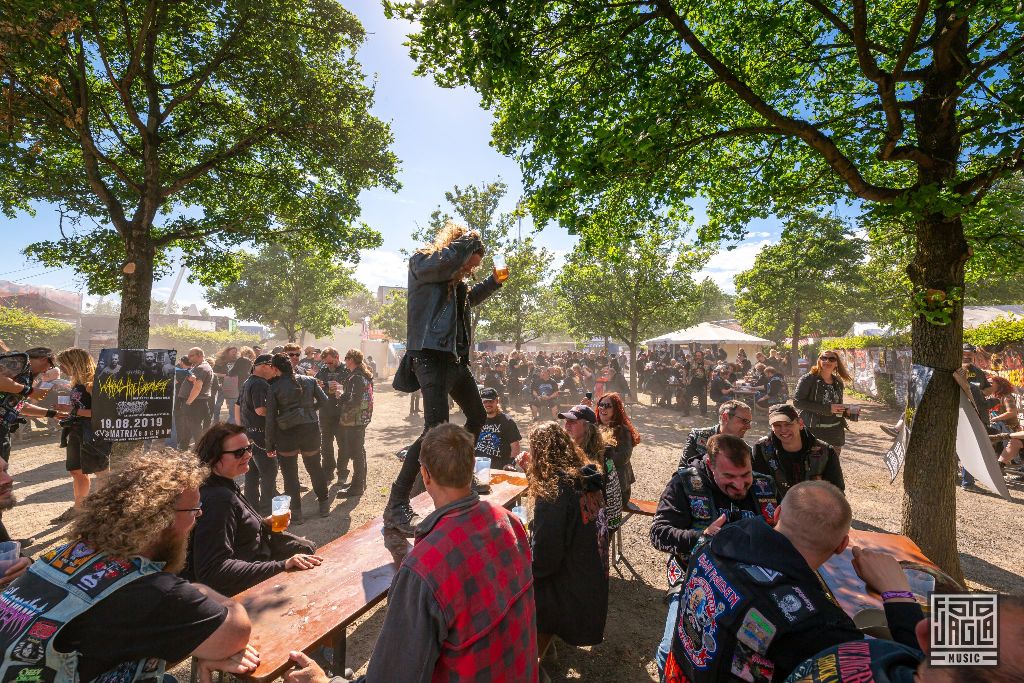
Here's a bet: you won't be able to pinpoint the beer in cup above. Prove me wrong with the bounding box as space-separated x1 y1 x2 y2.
271 495 291 532
494 255 509 283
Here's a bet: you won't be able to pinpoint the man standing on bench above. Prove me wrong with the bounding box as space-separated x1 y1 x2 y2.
286 424 537 682
384 221 505 536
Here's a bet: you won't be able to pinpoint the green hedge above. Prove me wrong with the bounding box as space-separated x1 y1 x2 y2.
148 325 262 356
0 306 75 350
963 316 1024 349
821 334 911 350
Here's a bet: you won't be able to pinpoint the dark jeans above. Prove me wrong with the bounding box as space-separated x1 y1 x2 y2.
340 426 367 490
319 415 345 479
244 430 279 516
278 452 328 507
682 387 707 416
176 399 212 450
388 350 486 506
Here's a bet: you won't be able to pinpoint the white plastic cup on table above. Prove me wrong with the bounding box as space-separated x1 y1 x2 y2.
474 457 492 485
512 505 529 530
271 495 291 533
0 541 20 575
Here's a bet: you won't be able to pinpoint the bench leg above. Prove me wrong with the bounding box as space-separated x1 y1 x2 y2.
331 627 347 675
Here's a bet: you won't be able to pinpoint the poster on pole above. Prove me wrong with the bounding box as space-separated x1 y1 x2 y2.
92 349 176 441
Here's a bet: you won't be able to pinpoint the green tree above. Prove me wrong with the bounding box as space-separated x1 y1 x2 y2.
340 288 381 324
477 237 556 349
371 289 407 342
0 306 75 350
694 278 735 323
735 211 866 373
556 216 708 392
205 245 361 342
2 0 398 351
388 0 1024 579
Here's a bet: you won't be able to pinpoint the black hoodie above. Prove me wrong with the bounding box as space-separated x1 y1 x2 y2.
531 463 610 646
698 518 922 682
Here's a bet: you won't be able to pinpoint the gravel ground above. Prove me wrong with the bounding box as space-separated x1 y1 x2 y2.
3 385 1022 682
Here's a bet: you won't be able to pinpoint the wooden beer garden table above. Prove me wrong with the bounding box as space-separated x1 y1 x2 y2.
819 529 944 619
233 473 529 682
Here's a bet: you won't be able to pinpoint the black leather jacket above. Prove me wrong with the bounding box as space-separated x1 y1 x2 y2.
265 375 327 450
406 234 502 355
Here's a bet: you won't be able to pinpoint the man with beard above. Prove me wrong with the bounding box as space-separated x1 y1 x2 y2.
680 400 753 467
0 458 31 588
0 450 258 683
651 434 779 678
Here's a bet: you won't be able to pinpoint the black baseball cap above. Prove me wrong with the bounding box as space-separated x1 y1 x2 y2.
252 354 274 371
558 404 597 423
768 404 800 425
480 387 499 400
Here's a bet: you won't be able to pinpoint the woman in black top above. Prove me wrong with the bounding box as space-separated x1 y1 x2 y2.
265 354 330 522
793 351 852 453
527 421 609 661
188 422 321 595
595 391 641 504
52 348 110 524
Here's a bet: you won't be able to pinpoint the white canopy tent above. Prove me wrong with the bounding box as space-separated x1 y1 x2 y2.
643 322 773 361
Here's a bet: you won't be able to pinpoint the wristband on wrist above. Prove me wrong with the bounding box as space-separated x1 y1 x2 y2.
881 590 915 601
46 408 56 418
19 383 32 397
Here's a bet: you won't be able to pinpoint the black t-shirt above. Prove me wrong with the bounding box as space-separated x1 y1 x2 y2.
69 382 92 412
474 413 522 470
531 377 557 400
55 571 228 681
236 375 270 430
315 364 351 415
191 362 214 400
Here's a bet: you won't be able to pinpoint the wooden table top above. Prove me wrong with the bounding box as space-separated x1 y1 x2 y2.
237 475 528 682
819 529 941 618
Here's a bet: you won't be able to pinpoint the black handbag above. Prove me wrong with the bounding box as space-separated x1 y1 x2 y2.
392 353 420 393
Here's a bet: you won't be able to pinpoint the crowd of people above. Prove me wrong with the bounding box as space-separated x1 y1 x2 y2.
0 221 1020 682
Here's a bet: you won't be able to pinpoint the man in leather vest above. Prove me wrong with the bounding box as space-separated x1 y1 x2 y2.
680 400 754 468
652 434 779 679
664 481 924 683
752 404 844 498
0 450 257 683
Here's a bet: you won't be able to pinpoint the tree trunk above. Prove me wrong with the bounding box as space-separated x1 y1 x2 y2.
791 308 801 377
901 11 969 584
628 341 638 395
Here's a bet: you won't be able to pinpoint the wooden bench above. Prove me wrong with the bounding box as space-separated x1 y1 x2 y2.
233 473 528 681
611 498 657 566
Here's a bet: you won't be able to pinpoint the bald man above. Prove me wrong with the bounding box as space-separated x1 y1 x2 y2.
663 481 924 683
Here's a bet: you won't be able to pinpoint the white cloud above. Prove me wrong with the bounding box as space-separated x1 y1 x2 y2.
354 249 407 289
699 240 771 293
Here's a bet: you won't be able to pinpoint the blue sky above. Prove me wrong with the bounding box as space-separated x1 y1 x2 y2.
0 0 779 315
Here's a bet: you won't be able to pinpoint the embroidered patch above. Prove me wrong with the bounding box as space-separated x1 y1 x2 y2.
736 607 777 654
729 642 775 683
767 458 779 472
689 475 705 491
689 496 712 520
71 556 136 598
11 633 46 664
678 553 743 670
739 564 782 585
667 556 684 586
0 576 64 639
770 586 818 623
46 542 99 576
753 479 772 496
7 666 55 683
759 501 776 522
27 619 59 640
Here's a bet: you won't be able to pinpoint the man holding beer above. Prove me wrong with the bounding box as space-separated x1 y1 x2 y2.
186 423 321 596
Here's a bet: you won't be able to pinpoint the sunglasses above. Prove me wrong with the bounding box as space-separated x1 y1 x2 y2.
819 356 838 362
597 402 614 409
175 503 203 517
222 444 253 458
288 353 300 357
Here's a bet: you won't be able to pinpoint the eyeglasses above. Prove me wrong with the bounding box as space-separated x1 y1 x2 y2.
819 356 838 362
175 503 203 517
222 444 253 458
288 353 300 357
728 411 753 427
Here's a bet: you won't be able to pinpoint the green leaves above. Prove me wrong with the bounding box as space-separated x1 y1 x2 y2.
477 236 559 348
371 289 407 343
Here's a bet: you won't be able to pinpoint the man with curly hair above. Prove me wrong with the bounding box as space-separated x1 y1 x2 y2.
0 450 258 683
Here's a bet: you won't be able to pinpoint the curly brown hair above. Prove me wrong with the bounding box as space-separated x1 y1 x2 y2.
527 421 588 501
69 449 208 558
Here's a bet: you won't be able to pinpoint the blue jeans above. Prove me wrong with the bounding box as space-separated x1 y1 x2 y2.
960 462 975 488
656 591 680 680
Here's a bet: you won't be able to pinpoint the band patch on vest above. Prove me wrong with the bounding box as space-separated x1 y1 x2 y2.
753 479 772 496
689 475 704 491
689 497 711 520
729 642 775 683
72 557 137 598
736 607 776 654
43 542 97 576
667 556 683 586
0 577 63 638
4 666 55 683
679 554 743 670
770 586 817 623
738 564 781 585
759 501 776 522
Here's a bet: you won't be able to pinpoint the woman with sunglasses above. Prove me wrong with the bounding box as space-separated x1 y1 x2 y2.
793 352 853 454
186 422 321 596
596 392 641 503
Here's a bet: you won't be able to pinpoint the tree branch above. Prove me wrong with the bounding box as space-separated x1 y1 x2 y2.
654 0 903 202
160 127 272 198
803 0 897 56
88 8 146 135
159 14 249 121
892 0 929 80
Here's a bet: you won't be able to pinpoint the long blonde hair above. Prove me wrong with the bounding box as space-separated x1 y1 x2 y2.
417 219 479 255
811 352 852 382
527 422 588 501
57 347 96 389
